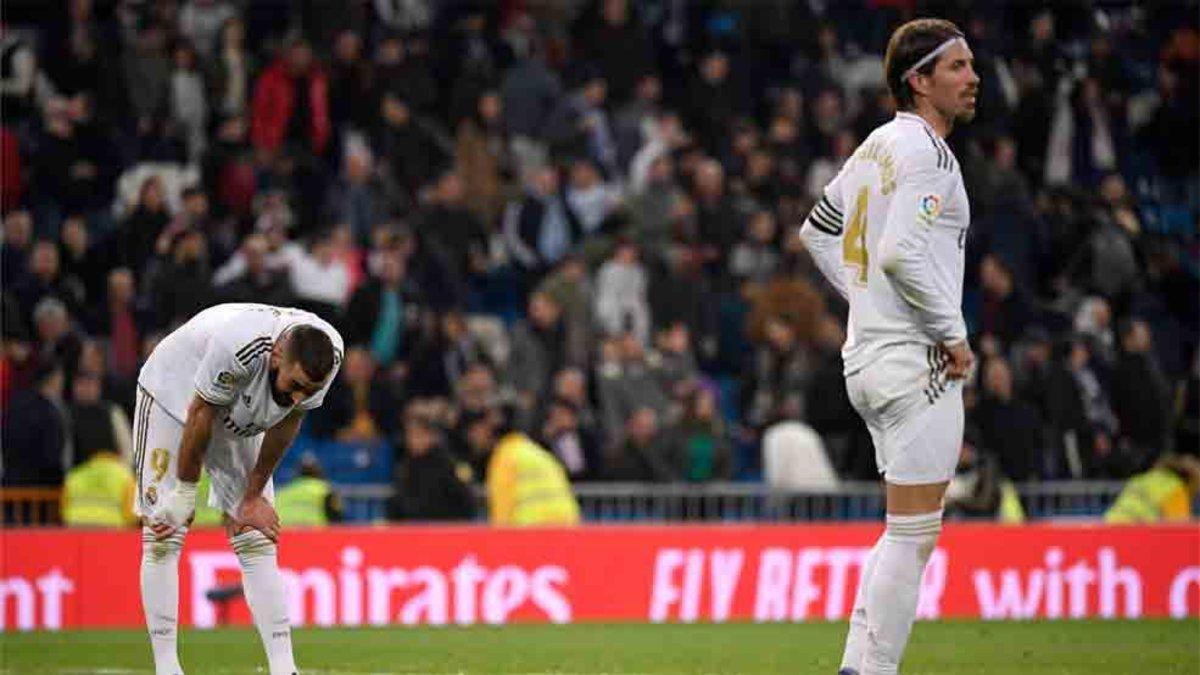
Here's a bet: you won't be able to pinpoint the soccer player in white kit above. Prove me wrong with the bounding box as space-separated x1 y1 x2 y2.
799 19 979 675
135 303 343 675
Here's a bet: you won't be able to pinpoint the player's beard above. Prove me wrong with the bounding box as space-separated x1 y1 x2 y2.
267 365 291 406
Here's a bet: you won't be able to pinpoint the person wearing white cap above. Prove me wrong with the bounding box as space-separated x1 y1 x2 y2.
798 17 980 675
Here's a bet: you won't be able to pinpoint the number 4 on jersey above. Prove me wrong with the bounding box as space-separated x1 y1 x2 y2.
842 186 869 284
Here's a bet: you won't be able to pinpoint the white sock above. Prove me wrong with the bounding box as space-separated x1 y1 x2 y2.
141 526 187 675
862 510 942 675
231 531 297 675
839 537 883 672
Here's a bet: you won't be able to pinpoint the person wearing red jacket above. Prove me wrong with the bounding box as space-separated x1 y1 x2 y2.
250 38 330 158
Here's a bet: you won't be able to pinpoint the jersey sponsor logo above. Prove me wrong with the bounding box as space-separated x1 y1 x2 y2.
917 194 942 223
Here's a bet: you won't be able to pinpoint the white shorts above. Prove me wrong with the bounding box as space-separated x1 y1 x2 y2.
845 343 964 485
132 386 275 518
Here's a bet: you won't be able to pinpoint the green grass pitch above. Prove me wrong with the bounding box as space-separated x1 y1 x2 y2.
1 620 1196 674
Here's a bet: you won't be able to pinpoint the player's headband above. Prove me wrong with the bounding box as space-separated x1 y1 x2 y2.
902 36 966 82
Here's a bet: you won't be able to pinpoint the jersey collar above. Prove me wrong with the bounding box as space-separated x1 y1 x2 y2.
895 111 941 137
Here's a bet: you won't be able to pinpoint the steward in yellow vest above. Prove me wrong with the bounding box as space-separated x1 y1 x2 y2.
1105 455 1200 524
62 451 136 527
486 431 580 526
275 456 343 526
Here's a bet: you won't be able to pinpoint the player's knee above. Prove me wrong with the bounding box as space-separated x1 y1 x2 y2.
230 529 277 565
883 510 942 559
141 526 187 561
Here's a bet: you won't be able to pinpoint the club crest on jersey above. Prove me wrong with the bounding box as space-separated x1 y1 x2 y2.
144 485 158 506
917 194 942 223
216 371 235 387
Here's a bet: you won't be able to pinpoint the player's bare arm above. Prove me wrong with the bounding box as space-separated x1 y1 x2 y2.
235 408 306 541
149 394 219 540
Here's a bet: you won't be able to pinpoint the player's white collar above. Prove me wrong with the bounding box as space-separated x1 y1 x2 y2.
895 111 943 136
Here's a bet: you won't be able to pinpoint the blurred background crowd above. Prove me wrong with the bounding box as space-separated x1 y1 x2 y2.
1 0 1197 522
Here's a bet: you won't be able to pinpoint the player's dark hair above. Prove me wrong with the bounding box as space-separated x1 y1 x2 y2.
288 325 336 382
884 18 966 111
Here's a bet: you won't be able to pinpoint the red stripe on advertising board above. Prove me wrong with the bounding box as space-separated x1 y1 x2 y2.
1 524 1196 631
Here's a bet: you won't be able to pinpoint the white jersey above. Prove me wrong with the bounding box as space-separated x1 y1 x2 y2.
139 304 344 437
800 111 970 375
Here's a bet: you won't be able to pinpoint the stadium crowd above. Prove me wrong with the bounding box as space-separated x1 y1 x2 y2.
1 0 1197 521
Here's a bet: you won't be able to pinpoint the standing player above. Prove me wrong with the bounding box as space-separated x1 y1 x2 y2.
135 303 343 675
799 19 979 675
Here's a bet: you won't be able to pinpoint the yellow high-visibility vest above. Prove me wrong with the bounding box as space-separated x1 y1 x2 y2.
1105 467 1191 524
487 433 580 526
62 453 136 527
275 476 332 526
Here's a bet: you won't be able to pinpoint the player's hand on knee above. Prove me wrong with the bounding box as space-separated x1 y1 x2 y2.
235 494 281 542
150 480 198 540
941 339 975 380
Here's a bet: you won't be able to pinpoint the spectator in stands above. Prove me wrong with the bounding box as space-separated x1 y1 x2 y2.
116 175 172 275
57 214 106 301
1111 319 1173 472
976 255 1034 354
373 32 437 118
597 331 671 446
326 29 373 134
145 228 214 331
389 410 477 521
169 41 209 162
606 406 678 482
12 239 84 326
672 386 732 482
973 356 1043 481
207 16 256 120
251 37 330 159
540 396 601 481
648 246 719 364
536 255 594 368
944 426 1024 522
275 455 344 526
308 346 398 444
414 171 490 284
549 367 600 450
730 209 781 289
407 311 490 400
690 159 741 283
456 87 514 227
325 141 407 245
594 238 650 345
1 360 68 487
372 92 445 198
343 244 423 372
654 321 700 397
1 210 33 288
504 165 581 292
546 70 618 177
508 291 575 428
216 230 294 305
287 229 351 317
122 25 175 161
32 297 82 391
805 314 874 479
565 157 621 236
1046 337 1120 478
686 52 741 156
742 315 813 433
69 369 132 467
